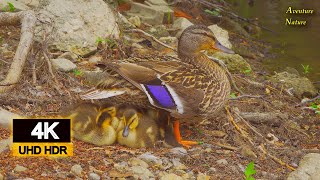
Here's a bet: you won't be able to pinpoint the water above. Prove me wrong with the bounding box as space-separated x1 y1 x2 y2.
226 0 320 84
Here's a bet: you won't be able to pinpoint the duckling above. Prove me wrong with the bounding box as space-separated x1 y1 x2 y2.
144 109 181 147
117 106 159 148
100 104 124 133
65 103 117 146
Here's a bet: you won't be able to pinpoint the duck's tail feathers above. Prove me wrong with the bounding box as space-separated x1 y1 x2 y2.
80 89 126 100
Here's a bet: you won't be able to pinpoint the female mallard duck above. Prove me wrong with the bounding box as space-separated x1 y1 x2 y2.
65 103 117 146
81 25 234 146
117 106 160 148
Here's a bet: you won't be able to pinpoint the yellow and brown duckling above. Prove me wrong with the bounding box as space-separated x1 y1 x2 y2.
117 106 160 148
81 25 234 147
64 103 117 146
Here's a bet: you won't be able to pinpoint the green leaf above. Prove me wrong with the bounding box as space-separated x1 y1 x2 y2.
310 103 318 110
230 92 237 98
7 2 15 12
95 37 104 44
244 68 252 74
244 161 256 180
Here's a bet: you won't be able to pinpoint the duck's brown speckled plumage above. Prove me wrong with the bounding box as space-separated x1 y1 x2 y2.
81 25 233 120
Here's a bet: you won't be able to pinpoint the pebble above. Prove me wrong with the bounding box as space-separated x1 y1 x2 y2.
129 157 149 168
51 58 77 72
160 173 183 180
71 164 82 176
88 172 100 180
128 16 141 27
0 138 11 154
88 55 102 64
130 165 154 179
170 147 188 156
138 152 162 165
216 159 228 165
114 161 129 171
197 173 210 180
172 159 187 170
13 165 28 172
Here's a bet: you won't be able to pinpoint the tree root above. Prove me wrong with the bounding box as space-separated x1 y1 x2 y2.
0 11 36 93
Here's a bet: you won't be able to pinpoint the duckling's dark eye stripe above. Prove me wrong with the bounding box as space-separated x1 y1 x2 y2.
96 112 111 127
142 84 176 109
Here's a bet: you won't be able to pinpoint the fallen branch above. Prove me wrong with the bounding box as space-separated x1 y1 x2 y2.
230 94 272 104
226 106 295 171
127 29 177 51
297 94 320 107
0 11 36 93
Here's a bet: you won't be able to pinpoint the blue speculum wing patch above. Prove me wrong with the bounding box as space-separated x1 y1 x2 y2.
145 85 176 109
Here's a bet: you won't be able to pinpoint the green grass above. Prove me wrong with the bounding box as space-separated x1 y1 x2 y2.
73 69 82 76
301 64 311 74
244 161 256 180
204 9 220 16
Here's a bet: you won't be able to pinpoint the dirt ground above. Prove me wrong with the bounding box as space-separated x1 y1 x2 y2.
0 22 319 180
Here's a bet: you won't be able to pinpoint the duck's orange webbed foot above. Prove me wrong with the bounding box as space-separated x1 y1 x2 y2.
173 120 199 148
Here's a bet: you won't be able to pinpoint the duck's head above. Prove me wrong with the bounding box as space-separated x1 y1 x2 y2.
178 25 234 58
120 108 140 137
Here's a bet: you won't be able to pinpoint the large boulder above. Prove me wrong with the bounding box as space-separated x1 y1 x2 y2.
36 0 120 55
270 69 317 98
208 25 232 49
287 153 320 180
126 0 173 25
211 52 251 73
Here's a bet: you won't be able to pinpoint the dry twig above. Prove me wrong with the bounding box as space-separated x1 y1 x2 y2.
226 106 296 171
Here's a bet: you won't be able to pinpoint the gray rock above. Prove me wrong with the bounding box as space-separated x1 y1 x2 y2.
170 147 188 156
0 138 11 154
138 152 162 165
14 165 28 172
172 159 187 170
128 16 141 27
82 71 108 85
160 173 183 180
127 1 173 25
36 0 119 55
88 172 100 180
216 159 228 165
129 157 149 168
51 58 77 72
71 164 82 176
211 52 251 73
58 52 78 62
287 153 320 180
270 71 317 98
173 18 193 37
130 166 154 179
88 55 102 64
208 25 232 49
